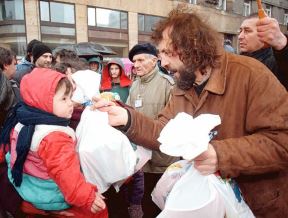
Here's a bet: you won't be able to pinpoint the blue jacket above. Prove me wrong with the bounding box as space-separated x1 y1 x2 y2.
14 58 34 84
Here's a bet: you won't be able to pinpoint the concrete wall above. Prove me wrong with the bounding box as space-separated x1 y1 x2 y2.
19 0 288 55
75 3 88 43
24 0 41 42
58 0 173 17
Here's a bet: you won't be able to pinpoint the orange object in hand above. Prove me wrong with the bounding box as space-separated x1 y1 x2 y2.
257 0 269 48
257 0 266 19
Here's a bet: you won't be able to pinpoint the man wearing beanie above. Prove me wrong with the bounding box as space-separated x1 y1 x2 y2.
124 43 177 218
32 43 52 68
14 39 41 84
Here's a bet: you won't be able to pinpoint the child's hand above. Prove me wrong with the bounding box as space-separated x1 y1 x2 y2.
51 210 75 216
91 192 106 213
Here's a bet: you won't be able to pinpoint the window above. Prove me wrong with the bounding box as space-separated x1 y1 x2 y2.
0 36 26 56
88 7 128 30
88 7 96 26
39 1 76 49
284 12 288 25
205 0 218 5
41 26 75 36
40 1 75 24
243 0 251 16
0 0 24 20
138 14 163 32
187 0 197 4
265 5 272 17
217 0 226 10
40 1 49 21
0 0 26 56
0 25 25 34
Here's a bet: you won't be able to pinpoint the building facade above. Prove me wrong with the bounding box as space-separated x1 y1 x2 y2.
0 0 287 57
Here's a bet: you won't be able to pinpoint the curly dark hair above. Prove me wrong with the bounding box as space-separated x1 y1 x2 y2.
54 49 79 63
0 47 15 71
152 5 221 76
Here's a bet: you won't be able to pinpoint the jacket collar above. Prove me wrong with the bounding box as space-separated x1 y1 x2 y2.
173 52 228 96
241 47 273 62
204 52 227 95
139 66 158 83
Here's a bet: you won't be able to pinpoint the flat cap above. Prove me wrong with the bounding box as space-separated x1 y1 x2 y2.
128 43 157 61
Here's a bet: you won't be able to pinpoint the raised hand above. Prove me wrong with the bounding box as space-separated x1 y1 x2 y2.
256 16 287 50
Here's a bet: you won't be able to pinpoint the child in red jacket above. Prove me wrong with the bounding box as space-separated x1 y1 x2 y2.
0 68 107 217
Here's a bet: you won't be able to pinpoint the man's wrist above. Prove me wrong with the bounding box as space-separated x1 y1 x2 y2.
274 34 287 51
115 109 131 132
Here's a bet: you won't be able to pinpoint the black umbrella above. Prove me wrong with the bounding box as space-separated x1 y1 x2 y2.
75 42 116 56
54 42 116 58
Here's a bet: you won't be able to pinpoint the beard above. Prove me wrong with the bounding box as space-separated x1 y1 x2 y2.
175 66 196 90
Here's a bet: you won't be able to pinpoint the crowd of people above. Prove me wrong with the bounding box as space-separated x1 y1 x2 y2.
0 5 288 218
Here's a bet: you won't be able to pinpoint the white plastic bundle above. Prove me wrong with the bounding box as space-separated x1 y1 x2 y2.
153 112 254 218
76 108 137 193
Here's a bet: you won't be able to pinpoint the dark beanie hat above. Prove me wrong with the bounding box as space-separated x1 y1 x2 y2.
32 43 52 64
27 39 41 54
128 43 157 61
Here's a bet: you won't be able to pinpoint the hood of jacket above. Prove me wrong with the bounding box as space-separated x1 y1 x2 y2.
20 68 66 113
100 58 131 90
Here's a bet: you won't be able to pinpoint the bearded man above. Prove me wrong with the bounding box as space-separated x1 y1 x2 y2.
92 6 288 217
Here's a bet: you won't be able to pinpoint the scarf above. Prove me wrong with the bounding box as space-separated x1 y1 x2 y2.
0 101 70 186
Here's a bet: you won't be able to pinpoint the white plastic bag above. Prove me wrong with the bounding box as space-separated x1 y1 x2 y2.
155 112 254 218
134 145 152 172
113 144 152 192
152 160 225 218
209 175 255 218
76 107 137 193
151 160 191 210
157 191 225 218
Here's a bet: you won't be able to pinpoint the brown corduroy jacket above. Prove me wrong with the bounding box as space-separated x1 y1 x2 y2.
125 52 288 217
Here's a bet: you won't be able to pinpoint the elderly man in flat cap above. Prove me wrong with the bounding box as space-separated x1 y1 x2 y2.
124 43 178 218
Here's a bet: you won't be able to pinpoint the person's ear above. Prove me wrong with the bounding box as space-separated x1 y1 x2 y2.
151 56 158 66
3 64 9 71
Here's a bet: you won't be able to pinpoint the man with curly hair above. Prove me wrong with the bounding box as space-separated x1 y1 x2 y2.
92 6 288 217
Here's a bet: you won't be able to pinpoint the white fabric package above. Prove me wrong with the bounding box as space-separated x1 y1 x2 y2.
71 69 101 104
152 160 254 218
76 107 137 193
134 145 152 172
158 112 221 160
154 112 254 218
152 160 225 218
209 175 255 218
112 144 152 192
72 70 151 193
151 160 194 210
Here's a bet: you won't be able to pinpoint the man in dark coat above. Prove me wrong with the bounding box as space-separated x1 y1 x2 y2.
0 70 23 218
255 15 288 90
239 13 287 90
